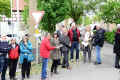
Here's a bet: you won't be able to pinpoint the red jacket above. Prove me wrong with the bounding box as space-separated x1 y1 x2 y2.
68 28 80 43
9 45 19 59
40 37 56 58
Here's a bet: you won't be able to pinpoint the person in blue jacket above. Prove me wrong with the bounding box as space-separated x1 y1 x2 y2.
19 36 33 80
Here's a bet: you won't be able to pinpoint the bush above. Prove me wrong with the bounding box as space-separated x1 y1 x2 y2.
105 30 116 44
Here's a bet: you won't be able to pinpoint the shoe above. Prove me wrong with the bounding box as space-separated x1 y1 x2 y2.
50 72 54 76
67 66 72 70
22 78 24 80
54 71 59 75
62 66 66 68
94 62 101 65
13 77 18 80
71 59 74 62
10 78 13 80
41 78 46 80
76 59 79 63
115 66 120 69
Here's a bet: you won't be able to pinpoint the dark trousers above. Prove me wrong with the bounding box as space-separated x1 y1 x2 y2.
51 59 59 73
71 41 79 60
62 51 69 67
9 59 18 79
0 56 5 73
115 54 120 68
1 58 8 80
83 45 91 63
21 59 31 78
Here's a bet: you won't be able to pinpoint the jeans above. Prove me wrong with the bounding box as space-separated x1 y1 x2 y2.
71 41 79 60
96 45 101 63
83 45 91 63
0 56 5 73
62 51 69 67
41 58 48 79
1 58 8 80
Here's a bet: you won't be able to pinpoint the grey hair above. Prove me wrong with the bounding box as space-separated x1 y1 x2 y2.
44 32 50 37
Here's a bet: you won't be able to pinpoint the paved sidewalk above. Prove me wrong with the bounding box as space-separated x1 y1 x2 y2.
9 43 120 80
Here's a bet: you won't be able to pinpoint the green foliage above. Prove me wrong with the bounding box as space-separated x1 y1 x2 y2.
22 6 29 24
105 30 116 44
100 1 120 24
84 16 92 26
0 0 11 17
65 0 85 24
37 0 68 33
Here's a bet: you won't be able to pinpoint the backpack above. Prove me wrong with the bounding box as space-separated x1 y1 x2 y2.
9 45 19 59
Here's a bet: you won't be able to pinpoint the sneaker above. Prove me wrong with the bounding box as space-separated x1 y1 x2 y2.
62 65 66 68
71 59 74 62
76 59 79 63
94 62 102 65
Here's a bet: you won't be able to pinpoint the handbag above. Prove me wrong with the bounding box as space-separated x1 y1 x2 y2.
28 53 35 62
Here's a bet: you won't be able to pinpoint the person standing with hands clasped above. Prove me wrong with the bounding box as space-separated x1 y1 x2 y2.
40 32 60 80
19 36 33 80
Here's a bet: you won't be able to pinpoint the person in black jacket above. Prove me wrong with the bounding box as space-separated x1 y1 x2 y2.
93 25 105 65
114 24 120 69
59 28 71 69
0 34 11 80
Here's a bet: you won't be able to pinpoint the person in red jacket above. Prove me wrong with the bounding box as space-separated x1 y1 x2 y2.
40 32 56 80
68 22 81 62
9 38 20 80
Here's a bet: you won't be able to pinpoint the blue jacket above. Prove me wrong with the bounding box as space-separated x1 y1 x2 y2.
19 40 33 64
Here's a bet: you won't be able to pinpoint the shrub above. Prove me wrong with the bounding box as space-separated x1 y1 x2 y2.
105 30 116 44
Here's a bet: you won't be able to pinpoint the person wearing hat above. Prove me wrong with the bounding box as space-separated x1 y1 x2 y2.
50 32 61 75
0 34 11 80
114 24 120 69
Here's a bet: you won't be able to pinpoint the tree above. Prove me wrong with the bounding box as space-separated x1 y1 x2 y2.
37 0 68 33
22 0 29 24
0 0 11 17
100 1 120 24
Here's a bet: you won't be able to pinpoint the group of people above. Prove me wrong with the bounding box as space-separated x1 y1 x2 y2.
40 21 106 80
1 21 120 80
0 34 33 80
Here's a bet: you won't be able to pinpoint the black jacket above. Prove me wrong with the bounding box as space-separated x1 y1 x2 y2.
113 33 120 55
93 28 105 47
